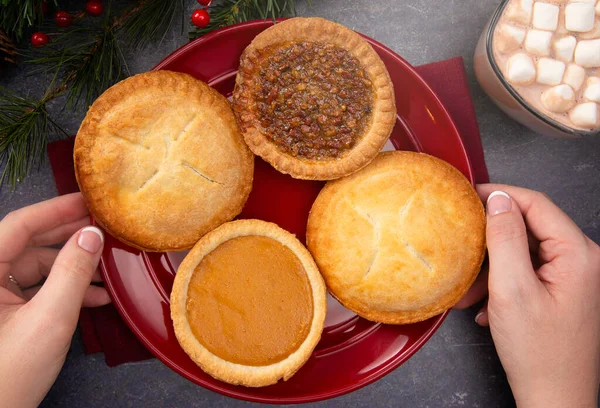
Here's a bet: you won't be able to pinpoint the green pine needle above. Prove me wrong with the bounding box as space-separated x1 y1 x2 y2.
62 27 129 109
119 0 185 50
0 0 55 42
2 0 314 188
188 0 307 40
0 86 65 189
25 4 129 111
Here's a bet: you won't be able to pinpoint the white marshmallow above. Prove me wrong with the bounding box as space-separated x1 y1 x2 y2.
525 29 553 56
496 24 527 53
541 84 576 112
565 2 595 32
563 63 587 90
569 102 599 128
579 23 600 40
533 3 560 30
574 39 600 67
536 58 566 85
553 36 577 62
506 0 534 25
583 77 600 101
570 0 595 3
506 53 537 84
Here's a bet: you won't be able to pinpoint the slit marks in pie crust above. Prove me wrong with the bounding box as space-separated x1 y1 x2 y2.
398 193 416 219
175 113 201 142
106 133 150 150
401 239 433 273
180 162 223 185
113 115 226 191
138 169 160 191
163 135 172 158
349 203 381 280
395 192 434 273
348 190 434 279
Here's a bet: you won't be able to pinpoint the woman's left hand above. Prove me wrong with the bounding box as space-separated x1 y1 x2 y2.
0 193 110 407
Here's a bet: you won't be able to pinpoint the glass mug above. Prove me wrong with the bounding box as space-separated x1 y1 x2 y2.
474 0 597 138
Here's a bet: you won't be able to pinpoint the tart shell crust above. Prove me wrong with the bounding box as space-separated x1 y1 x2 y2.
233 17 396 180
74 71 254 252
307 152 486 324
170 219 327 387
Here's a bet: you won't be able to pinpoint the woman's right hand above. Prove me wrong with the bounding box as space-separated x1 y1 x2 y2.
456 184 600 408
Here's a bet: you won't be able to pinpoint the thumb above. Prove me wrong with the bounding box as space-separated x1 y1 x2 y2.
485 191 540 297
30 226 104 324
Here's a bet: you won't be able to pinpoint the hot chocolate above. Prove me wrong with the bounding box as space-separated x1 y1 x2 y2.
491 0 600 131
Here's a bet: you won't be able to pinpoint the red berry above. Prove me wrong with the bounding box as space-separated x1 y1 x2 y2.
54 11 73 28
31 32 49 47
197 0 212 6
85 1 104 16
191 9 210 28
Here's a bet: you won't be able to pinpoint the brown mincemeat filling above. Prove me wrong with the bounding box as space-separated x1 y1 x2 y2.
254 41 374 160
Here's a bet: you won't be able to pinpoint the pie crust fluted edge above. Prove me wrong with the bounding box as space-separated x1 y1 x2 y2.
306 151 486 324
74 70 254 252
233 17 396 181
170 219 327 387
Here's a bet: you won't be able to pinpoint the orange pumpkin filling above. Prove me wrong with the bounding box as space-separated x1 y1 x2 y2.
185 235 314 366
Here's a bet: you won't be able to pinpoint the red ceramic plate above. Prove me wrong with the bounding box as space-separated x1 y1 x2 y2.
99 19 474 404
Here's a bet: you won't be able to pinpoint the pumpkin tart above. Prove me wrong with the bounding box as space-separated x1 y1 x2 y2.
170 219 327 387
232 17 396 180
307 151 486 324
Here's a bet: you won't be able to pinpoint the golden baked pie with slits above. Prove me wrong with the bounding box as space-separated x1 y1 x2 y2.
74 70 254 252
170 219 327 387
232 17 396 181
307 151 486 324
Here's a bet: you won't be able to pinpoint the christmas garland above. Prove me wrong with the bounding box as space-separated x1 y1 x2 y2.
0 0 309 189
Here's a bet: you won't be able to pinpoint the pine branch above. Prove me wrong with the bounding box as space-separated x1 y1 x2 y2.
25 4 129 111
1 0 314 189
0 85 66 189
188 0 306 40
118 0 185 50
0 0 51 42
0 29 17 64
63 27 129 109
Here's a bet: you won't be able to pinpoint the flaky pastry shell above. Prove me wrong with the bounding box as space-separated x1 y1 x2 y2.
233 17 396 180
170 219 327 387
307 151 486 324
74 70 254 252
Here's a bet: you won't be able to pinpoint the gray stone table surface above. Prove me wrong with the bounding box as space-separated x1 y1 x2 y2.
1 0 599 407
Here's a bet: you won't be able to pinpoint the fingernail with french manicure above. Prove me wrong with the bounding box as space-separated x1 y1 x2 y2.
475 311 484 324
487 191 511 216
77 227 104 253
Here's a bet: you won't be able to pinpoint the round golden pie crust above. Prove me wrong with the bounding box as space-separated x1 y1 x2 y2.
232 17 396 180
170 219 327 387
74 70 254 252
307 151 486 324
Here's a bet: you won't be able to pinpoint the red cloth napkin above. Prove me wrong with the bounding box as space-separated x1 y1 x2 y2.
418 57 489 184
47 56 489 367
